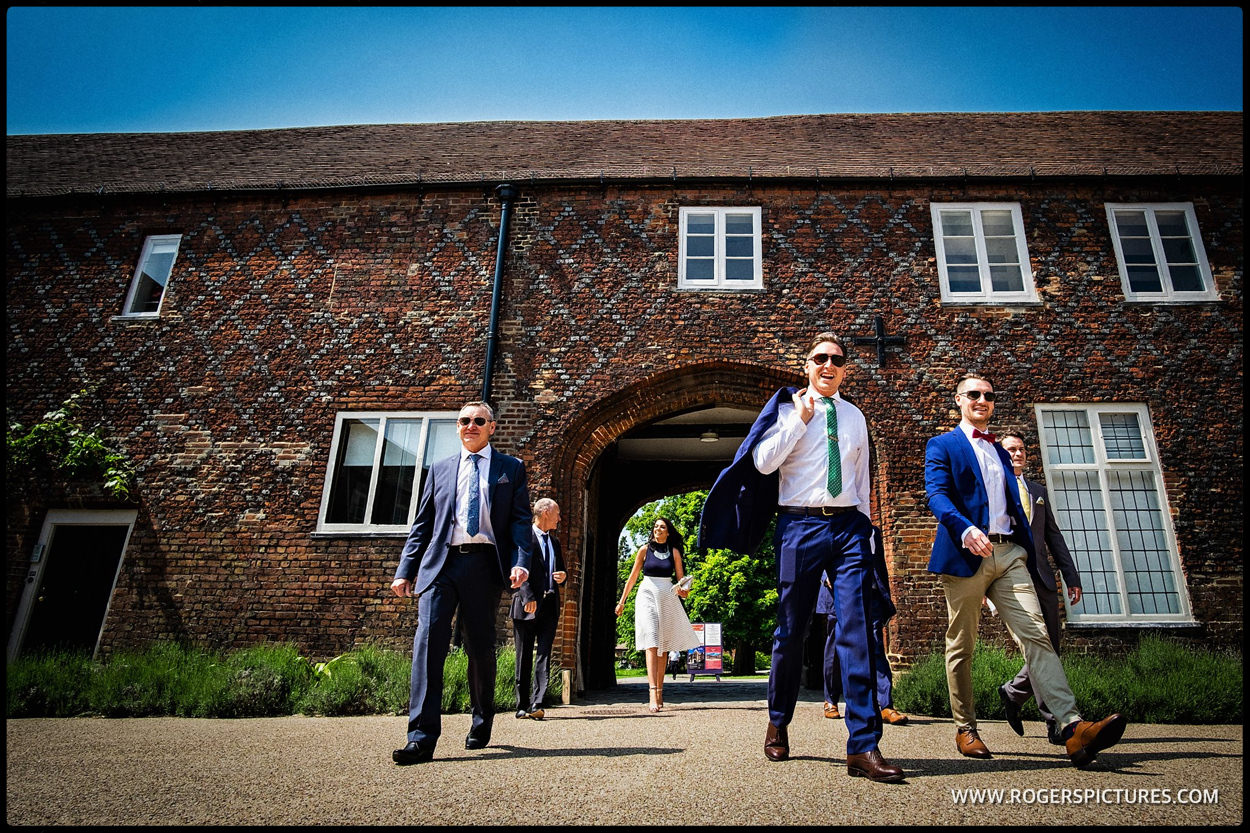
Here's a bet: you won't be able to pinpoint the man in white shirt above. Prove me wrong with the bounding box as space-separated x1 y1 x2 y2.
747 332 901 783
925 374 1125 768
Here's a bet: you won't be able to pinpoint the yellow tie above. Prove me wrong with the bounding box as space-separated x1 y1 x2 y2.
1018 476 1032 523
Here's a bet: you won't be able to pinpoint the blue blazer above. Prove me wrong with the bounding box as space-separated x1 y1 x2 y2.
925 428 1035 577
698 387 796 555
394 449 532 596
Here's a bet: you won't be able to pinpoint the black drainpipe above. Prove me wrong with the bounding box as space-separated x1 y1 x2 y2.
481 183 517 405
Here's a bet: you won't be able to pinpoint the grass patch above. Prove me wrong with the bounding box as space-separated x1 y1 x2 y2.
7 641 563 719
892 635 1242 724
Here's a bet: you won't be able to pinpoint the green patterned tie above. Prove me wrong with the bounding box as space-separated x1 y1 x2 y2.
823 397 842 497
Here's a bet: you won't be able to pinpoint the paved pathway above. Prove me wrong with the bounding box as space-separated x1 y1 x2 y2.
6 676 1241 825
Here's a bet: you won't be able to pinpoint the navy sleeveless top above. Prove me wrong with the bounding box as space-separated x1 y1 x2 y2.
642 543 676 578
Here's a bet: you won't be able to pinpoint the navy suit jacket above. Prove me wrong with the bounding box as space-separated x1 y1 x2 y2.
698 387 796 555
394 448 532 596
1023 476 1081 593
925 428 1035 577
510 529 564 620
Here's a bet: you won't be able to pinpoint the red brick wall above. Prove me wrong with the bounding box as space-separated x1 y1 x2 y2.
6 178 1242 667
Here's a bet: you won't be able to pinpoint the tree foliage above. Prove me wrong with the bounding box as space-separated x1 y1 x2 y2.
617 490 777 674
6 389 136 499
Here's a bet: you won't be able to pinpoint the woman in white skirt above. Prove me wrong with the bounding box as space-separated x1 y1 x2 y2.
615 517 701 712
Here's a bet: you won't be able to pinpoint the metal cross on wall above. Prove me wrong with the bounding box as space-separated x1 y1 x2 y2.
850 316 905 366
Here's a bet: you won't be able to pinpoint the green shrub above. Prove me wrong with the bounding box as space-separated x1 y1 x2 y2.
6 649 95 717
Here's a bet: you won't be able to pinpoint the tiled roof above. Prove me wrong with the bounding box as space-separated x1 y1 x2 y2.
6 111 1242 198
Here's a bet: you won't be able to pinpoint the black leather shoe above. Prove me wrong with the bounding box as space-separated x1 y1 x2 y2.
847 749 905 783
1047 723 1064 745
515 709 528 719
464 734 490 750
764 722 789 761
392 742 434 765
999 685 1024 736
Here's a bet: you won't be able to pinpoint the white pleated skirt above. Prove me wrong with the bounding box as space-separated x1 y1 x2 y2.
634 576 702 653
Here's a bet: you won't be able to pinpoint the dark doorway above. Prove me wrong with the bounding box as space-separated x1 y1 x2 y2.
21 524 130 656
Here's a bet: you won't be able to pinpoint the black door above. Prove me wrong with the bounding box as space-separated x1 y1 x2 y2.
22 524 129 655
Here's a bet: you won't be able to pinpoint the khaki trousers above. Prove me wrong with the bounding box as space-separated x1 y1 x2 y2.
939 542 1080 730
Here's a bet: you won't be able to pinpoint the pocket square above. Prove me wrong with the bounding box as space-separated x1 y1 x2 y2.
497 474 510 484
1036 497 1045 506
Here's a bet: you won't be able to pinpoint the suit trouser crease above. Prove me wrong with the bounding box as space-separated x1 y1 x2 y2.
770 512 882 755
1001 580 1062 727
514 601 558 710
939 543 1078 730
408 550 501 745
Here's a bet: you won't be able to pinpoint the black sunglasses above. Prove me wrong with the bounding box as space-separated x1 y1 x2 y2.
457 416 490 426
807 352 847 368
959 390 996 402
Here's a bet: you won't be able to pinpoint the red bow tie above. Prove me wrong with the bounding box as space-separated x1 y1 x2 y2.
972 429 997 444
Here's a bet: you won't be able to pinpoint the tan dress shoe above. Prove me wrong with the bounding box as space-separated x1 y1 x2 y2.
764 722 789 761
1066 714 1127 768
880 707 909 725
847 749 905 782
823 701 841 719
955 726 992 758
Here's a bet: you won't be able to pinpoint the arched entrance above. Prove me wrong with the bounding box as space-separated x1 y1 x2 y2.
548 360 801 692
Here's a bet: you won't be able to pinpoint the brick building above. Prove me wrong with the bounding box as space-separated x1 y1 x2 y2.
6 112 1242 692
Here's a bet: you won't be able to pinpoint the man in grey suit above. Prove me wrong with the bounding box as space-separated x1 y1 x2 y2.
510 498 566 720
998 432 1083 745
390 401 532 765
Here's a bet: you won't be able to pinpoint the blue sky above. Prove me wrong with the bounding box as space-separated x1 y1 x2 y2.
5 6 1243 135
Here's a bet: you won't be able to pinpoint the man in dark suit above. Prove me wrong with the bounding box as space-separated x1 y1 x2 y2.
998 432 1083 745
510 497 566 720
700 331 902 783
390 401 532 765
819 525 908 726
925 373 1124 768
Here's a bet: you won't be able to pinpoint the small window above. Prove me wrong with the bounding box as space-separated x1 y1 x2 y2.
121 234 182 316
1105 203 1217 301
317 412 460 533
1035 403 1193 624
678 207 762 289
930 203 1037 303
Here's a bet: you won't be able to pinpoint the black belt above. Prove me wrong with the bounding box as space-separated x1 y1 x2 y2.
986 533 1014 544
448 543 495 555
778 505 857 517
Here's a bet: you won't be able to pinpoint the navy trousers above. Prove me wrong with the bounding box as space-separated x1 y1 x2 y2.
768 511 882 755
513 597 559 712
407 550 501 747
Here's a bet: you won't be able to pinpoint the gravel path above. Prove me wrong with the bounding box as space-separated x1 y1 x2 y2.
6 677 1241 826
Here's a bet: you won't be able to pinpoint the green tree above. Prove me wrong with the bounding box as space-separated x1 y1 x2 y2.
617 490 776 675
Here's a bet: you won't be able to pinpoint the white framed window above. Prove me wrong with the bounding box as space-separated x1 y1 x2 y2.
678 206 763 290
931 203 1037 303
317 411 460 533
121 234 182 316
1105 203 1218 302
1035 403 1193 624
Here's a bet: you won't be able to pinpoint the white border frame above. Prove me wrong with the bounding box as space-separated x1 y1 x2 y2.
1105 202 1218 302
119 233 182 317
677 206 763 290
931 202 1038 304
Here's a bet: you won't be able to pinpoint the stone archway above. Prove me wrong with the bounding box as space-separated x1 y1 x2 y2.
547 360 802 693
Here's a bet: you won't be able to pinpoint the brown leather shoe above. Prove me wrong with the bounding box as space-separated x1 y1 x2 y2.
823 701 841 719
1066 714 1127 768
847 749 905 782
955 726 992 758
764 722 789 761
526 708 545 720
881 707 909 725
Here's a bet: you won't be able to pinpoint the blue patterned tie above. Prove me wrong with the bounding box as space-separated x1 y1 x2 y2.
466 454 481 536
823 398 842 498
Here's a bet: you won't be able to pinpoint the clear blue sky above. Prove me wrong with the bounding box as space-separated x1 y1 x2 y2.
6 6 1243 135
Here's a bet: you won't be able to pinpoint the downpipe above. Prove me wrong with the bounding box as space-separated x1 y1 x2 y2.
481 183 517 405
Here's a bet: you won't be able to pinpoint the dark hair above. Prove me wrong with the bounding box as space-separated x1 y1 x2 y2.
955 373 992 394
1000 431 1026 445
650 516 686 554
806 331 847 357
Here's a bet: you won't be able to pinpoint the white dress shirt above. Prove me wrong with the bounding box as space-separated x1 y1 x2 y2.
451 444 495 546
751 390 872 521
958 421 1012 540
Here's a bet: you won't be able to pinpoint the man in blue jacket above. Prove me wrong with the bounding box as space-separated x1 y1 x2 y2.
701 332 902 783
925 373 1125 768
